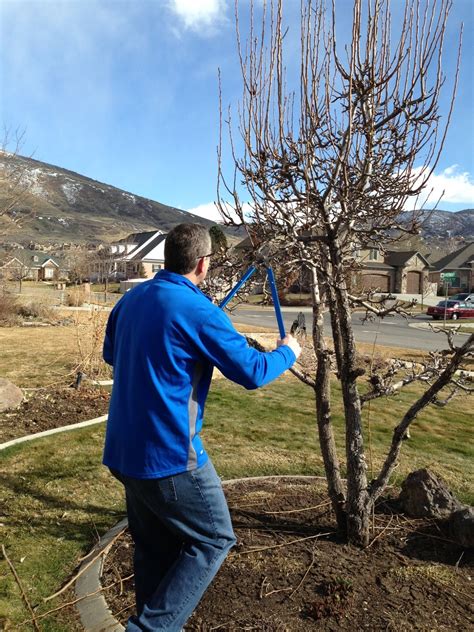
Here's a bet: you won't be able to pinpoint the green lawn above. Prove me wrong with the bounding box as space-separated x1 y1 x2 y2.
1 375 472 630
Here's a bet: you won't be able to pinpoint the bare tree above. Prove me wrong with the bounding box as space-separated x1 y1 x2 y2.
218 0 472 545
7 257 32 294
0 127 34 234
66 246 92 285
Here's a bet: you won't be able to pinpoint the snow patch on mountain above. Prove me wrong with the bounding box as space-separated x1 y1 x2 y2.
61 181 83 204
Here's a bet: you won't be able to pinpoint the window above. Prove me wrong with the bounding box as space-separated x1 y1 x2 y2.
152 264 162 272
369 249 379 261
44 267 54 279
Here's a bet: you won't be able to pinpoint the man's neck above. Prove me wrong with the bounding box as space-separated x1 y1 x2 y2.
183 271 201 286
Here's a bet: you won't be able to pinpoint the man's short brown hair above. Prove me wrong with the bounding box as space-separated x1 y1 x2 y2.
164 223 212 275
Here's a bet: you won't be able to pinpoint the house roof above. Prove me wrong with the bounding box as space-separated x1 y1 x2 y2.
117 230 161 246
386 250 431 268
1 250 59 268
430 242 474 271
130 233 167 261
364 261 394 271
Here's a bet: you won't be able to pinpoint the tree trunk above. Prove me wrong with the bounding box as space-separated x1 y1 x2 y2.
328 243 370 546
310 265 347 531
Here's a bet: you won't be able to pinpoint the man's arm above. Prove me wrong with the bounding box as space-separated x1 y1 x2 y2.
196 309 301 390
103 309 116 366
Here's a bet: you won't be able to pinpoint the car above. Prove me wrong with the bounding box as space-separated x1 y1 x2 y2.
426 300 474 320
450 292 474 303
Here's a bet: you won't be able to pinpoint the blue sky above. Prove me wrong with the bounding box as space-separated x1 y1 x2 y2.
1 0 473 222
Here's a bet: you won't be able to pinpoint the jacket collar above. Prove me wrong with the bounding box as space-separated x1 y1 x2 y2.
155 269 212 301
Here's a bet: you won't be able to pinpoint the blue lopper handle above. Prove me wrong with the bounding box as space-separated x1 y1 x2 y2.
266 266 286 338
219 265 257 309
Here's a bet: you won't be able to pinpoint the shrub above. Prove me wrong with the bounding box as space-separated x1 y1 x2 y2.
0 292 21 326
17 301 55 322
65 288 86 307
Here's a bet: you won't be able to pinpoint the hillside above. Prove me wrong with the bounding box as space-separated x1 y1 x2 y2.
0 153 472 249
400 209 474 239
0 153 243 245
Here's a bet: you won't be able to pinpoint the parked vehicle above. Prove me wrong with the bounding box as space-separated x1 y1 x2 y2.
450 292 474 303
427 300 474 320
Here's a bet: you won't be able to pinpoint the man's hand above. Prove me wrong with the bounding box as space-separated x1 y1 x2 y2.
277 334 302 359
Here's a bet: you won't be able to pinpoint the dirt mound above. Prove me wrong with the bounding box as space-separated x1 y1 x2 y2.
102 478 473 630
0 386 110 443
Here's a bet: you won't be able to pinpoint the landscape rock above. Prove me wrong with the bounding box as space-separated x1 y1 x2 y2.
0 378 24 412
449 507 474 548
399 468 461 519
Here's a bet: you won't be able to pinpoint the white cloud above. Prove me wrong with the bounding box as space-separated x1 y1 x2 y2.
168 0 227 32
186 202 223 222
186 200 250 222
412 165 474 205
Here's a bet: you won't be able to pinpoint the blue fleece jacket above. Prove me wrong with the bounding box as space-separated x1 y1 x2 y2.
102 270 296 479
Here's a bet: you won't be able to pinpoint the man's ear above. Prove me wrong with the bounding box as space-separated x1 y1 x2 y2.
195 256 206 276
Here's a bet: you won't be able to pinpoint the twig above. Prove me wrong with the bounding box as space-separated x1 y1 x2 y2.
231 531 332 556
366 514 394 549
262 500 331 515
43 525 128 602
264 586 293 597
16 573 134 627
288 548 316 599
411 530 461 546
1 544 41 632
454 551 464 571
112 602 135 619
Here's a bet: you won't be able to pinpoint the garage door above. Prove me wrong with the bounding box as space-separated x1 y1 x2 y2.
361 274 390 292
406 271 421 293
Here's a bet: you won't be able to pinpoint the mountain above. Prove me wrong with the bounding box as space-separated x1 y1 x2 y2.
0 153 244 245
400 209 474 239
1 153 472 247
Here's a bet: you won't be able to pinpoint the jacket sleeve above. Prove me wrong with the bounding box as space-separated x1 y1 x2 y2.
195 307 296 390
103 307 117 366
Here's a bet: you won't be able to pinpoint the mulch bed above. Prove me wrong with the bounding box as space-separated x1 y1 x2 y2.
0 385 110 443
102 477 473 631
1 389 472 629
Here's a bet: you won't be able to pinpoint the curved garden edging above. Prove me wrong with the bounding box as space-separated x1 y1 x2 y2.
74 474 329 632
0 415 108 452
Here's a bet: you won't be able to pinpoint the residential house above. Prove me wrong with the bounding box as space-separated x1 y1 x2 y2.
0 250 60 282
234 237 432 296
110 230 167 279
357 248 431 294
428 242 474 293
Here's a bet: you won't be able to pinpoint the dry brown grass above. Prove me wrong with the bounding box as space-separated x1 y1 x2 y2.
0 314 469 389
0 309 110 387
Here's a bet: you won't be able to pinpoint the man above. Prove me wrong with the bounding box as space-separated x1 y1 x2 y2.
103 223 301 631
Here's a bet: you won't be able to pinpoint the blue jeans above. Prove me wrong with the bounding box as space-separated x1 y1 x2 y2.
111 460 236 631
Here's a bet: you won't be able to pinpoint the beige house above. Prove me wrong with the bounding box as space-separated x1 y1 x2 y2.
110 230 166 279
357 248 431 294
0 250 60 282
428 242 474 293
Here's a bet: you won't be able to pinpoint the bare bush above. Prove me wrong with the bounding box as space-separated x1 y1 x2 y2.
0 292 21 326
72 310 111 380
65 288 87 307
17 301 55 322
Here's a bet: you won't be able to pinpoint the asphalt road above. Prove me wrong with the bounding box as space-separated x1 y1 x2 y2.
229 305 469 352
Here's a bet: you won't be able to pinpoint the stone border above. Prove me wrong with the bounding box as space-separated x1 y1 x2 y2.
0 415 108 452
74 474 329 631
75 518 128 632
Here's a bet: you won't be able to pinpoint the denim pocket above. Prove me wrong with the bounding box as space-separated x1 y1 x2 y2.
157 476 178 503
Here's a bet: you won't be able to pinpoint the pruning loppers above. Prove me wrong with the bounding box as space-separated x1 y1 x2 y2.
218 246 286 338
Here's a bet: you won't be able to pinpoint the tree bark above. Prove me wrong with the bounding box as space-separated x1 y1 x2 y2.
310 265 347 531
329 243 370 546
